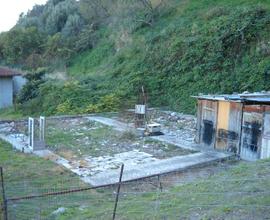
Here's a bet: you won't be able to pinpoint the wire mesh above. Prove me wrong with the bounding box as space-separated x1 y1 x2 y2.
3 170 270 220
1 95 270 219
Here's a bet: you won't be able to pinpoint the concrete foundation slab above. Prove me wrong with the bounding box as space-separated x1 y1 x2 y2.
0 115 233 188
0 133 30 153
84 151 230 186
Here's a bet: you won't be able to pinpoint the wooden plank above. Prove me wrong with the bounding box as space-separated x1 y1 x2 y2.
261 113 270 159
216 101 230 150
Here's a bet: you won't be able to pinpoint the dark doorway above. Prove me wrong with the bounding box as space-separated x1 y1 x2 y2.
241 120 262 160
203 120 214 145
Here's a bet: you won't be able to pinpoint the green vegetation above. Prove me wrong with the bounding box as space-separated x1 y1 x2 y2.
0 108 23 120
115 159 270 219
0 140 115 219
2 0 270 116
45 119 193 159
1 139 269 219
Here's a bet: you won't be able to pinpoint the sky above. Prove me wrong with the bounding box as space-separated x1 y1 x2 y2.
0 0 47 33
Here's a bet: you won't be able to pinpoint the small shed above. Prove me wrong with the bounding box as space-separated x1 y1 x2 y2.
0 67 22 109
194 92 270 161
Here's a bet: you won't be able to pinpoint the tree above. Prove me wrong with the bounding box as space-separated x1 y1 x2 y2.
0 33 6 61
74 25 95 52
17 68 46 104
62 14 84 37
79 0 110 24
44 33 73 64
45 0 82 35
2 27 44 65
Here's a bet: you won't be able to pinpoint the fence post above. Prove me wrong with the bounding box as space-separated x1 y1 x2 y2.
112 164 124 220
0 167 8 220
158 175 162 192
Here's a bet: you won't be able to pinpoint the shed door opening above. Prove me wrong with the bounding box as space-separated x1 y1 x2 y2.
240 112 262 161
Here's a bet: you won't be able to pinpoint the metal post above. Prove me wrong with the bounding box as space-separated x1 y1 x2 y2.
158 175 162 192
39 116 45 141
112 164 124 220
0 167 8 220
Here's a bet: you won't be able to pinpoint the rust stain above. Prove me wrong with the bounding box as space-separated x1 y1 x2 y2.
244 105 264 113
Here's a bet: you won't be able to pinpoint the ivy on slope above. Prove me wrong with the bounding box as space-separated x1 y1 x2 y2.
17 3 270 115
103 6 270 113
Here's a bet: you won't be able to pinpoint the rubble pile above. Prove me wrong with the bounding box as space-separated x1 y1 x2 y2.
153 111 197 144
0 122 14 133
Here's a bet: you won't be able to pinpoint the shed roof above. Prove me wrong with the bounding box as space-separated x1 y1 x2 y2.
243 97 270 103
193 92 270 103
0 67 22 77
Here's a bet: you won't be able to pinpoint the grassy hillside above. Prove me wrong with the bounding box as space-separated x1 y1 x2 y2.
2 0 270 116
67 0 270 113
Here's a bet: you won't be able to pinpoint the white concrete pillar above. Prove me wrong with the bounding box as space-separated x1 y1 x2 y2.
28 117 34 150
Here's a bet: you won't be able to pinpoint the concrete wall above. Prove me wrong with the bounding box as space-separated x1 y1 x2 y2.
13 75 27 95
0 77 13 109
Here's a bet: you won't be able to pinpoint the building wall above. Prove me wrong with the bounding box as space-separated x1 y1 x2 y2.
228 102 243 153
197 99 270 160
197 99 243 153
262 110 270 159
198 100 218 148
0 77 13 109
13 75 27 95
215 101 230 150
240 105 263 161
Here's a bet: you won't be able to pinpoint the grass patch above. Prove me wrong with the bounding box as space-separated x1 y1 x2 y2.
0 140 115 219
45 118 194 159
0 139 270 219
0 108 23 121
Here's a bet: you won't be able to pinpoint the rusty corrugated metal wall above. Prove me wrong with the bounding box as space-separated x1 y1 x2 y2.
196 98 270 160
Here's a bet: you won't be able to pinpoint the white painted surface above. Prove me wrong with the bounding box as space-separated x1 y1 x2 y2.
39 116 46 141
135 105 146 114
28 117 34 150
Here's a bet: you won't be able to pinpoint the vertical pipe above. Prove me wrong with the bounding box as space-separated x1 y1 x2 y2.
112 164 124 220
28 118 31 147
214 100 219 149
0 167 8 220
32 119 34 150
